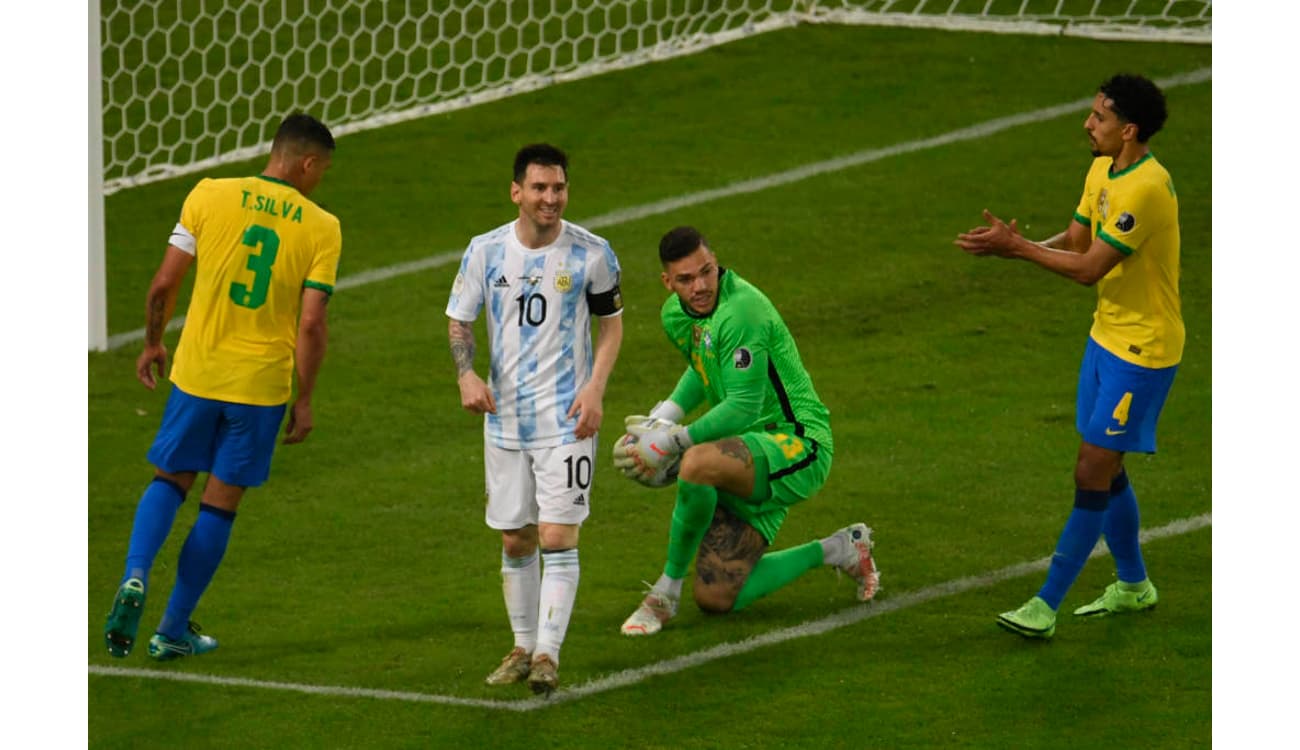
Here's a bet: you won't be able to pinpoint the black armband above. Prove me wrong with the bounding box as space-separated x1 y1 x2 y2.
587 285 623 316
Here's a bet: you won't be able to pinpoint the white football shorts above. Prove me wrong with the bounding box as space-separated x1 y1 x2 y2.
483 435 596 529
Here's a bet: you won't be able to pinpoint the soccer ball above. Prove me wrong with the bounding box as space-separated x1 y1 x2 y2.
615 433 681 488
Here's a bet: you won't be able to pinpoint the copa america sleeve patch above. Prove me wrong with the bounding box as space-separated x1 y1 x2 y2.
733 347 752 369
1115 212 1136 232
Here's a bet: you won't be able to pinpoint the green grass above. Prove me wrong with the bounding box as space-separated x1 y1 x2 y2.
89 24 1211 748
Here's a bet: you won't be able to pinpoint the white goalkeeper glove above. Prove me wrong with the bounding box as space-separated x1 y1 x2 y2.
612 415 675 478
612 401 685 471
612 405 692 484
625 417 693 470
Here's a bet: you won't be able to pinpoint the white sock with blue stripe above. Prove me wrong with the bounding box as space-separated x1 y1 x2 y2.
536 548 580 664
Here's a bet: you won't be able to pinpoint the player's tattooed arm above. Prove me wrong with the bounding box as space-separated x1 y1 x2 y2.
449 319 495 414
448 319 476 376
144 294 169 347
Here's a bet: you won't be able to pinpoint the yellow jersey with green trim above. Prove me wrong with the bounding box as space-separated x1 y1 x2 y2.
1073 153 1183 368
169 175 342 406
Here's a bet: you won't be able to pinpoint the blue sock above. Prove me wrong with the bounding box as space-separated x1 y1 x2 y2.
158 503 236 640
1103 471 1148 583
1037 489 1109 610
122 478 186 587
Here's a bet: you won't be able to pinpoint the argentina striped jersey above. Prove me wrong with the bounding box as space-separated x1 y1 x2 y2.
446 219 623 449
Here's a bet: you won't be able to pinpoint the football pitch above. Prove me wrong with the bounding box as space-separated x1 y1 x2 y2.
88 23 1212 748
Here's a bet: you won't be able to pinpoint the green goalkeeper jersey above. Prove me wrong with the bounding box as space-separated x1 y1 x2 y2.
661 268 833 452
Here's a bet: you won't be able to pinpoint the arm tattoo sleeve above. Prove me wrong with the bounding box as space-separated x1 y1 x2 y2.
449 320 476 376
145 294 168 346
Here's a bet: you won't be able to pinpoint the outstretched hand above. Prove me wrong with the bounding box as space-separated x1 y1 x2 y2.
955 209 1022 257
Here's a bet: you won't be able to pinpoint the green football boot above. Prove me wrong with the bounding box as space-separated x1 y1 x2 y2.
1073 580 1158 618
996 596 1057 639
103 578 146 658
147 621 219 661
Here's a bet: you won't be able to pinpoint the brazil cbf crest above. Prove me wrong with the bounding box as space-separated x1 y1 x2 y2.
554 271 573 293
692 325 714 352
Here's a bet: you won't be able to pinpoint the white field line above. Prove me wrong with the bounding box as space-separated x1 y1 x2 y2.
88 511 1210 712
102 67 1211 351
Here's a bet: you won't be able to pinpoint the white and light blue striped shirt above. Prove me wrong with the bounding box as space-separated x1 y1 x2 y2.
447 219 623 449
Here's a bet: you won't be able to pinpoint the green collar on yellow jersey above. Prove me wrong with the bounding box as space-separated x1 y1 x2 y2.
1107 152 1153 179
256 174 296 189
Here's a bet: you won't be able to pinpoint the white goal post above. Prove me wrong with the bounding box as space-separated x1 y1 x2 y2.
89 0 1211 350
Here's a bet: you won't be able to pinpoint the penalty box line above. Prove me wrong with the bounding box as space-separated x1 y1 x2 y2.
105 67 1211 350
88 512 1211 712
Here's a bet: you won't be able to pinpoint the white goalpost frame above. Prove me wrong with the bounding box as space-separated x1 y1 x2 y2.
89 0 108 352
89 0 1211 351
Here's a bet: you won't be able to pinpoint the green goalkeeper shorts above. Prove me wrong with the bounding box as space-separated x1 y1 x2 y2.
717 430 833 544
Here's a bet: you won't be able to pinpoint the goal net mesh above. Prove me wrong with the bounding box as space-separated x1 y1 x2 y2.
99 0 1211 193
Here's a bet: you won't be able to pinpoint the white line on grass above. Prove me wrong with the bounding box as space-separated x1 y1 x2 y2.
89 511 1210 712
103 67 1211 350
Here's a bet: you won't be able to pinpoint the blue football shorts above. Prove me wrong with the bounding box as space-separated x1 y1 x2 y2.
147 385 287 487
1076 337 1178 454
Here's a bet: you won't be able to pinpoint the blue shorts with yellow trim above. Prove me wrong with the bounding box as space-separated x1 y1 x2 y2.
147 385 287 487
1076 337 1177 454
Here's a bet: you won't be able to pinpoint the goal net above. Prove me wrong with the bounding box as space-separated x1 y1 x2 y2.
90 0 1211 349
97 0 1210 195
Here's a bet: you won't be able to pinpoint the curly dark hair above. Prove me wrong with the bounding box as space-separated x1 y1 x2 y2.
1099 74 1167 143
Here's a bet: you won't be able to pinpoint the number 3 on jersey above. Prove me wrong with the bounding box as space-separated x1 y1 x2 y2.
230 224 280 309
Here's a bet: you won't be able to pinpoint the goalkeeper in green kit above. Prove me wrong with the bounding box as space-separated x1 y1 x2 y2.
615 226 880 635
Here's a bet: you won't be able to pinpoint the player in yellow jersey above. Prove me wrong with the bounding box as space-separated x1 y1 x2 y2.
103 113 341 660
956 74 1180 639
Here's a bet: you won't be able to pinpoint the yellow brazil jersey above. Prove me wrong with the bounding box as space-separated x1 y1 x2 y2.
169 175 342 406
1073 153 1184 368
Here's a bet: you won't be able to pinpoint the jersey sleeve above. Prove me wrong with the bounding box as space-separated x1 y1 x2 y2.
305 216 342 295
445 241 485 322
684 312 770 444
1096 181 1169 257
175 178 214 249
586 241 623 317
667 366 707 415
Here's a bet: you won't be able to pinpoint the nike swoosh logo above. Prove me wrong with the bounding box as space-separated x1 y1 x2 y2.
1137 591 1154 603
1105 428 1127 436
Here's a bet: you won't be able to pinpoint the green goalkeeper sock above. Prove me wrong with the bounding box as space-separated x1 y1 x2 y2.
663 480 718 579
731 541 824 612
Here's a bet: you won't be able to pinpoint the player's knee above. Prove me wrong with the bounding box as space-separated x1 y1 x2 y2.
501 527 539 558
677 446 719 485
693 583 737 614
1074 444 1122 490
537 523 579 550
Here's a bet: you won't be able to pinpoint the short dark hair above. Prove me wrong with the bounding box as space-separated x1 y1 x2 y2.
659 225 708 265
272 113 335 154
1099 74 1167 143
513 143 568 183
